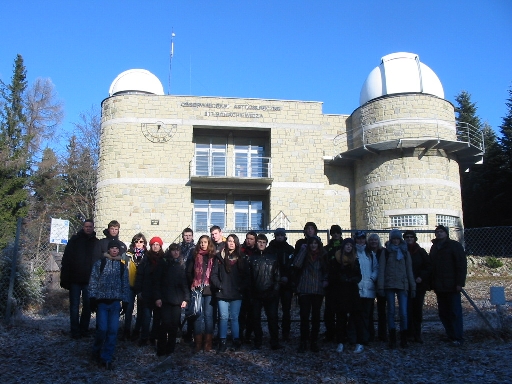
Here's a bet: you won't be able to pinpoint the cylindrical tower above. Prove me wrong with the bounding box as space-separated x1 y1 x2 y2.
349 53 464 232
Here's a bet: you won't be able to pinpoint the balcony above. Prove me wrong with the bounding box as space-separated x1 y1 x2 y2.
190 155 273 189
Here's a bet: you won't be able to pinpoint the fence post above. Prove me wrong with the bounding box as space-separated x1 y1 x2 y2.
5 217 22 325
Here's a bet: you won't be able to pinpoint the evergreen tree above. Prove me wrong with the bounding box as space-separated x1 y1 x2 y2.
0 55 30 247
455 90 482 141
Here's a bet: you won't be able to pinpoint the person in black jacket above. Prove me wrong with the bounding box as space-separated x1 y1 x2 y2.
429 225 467 346
60 219 100 339
403 230 432 343
323 224 343 342
153 243 189 358
267 228 295 342
328 238 363 354
210 234 247 352
248 233 282 350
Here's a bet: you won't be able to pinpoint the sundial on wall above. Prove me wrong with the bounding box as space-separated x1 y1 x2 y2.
141 121 177 143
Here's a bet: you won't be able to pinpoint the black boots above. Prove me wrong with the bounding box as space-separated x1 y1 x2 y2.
388 329 397 349
217 338 227 353
400 331 408 348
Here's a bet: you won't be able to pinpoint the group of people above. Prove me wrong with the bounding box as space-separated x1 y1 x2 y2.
60 219 467 370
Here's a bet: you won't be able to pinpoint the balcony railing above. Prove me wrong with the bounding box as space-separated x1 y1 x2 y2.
190 155 272 178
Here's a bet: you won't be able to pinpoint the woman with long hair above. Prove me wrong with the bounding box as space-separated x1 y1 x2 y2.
210 234 247 352
293 235 328 353
186 234 216 352
124 233 147 342
329 238 363 353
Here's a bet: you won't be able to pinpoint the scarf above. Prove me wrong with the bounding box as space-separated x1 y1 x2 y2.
134 248 145 264
192 249 213 289
388 242 407 261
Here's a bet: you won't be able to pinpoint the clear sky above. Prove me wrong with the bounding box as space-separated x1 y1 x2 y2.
1 0 510 153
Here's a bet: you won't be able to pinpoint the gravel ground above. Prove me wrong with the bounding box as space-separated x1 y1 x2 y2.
1 257 511 384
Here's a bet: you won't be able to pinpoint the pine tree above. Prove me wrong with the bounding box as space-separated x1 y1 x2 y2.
455 90 482 141
0 55 30 247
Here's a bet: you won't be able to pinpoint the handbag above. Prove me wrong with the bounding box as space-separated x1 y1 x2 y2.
185 286 203 321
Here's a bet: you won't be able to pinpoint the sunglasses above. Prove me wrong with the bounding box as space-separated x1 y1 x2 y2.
136 240 145 243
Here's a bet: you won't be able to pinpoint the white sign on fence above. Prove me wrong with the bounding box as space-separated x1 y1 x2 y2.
50 218 70 245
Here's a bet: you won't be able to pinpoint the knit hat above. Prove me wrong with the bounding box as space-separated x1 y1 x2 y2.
354 230 366 239
389 229 403 241
435 225 449 236
149 236 163 246
274 228 286 236
107 239 121 250
330 225 342 235
403 230 417 241
341 237 355 249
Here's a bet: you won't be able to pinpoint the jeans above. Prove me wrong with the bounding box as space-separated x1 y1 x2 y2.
69 283 91 337
218 299 242 339
93 301 120 363
298 294 324 342
252 295 279 345
194 295 214 335
385 289 408 331
436 291 463 342
124 289 135 333
140 306 153 340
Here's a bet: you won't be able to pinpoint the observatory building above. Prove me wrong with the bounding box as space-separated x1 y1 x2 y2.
97 53 483 241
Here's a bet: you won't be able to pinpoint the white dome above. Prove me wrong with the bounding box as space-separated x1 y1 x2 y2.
359 52 444 106
109 69 164 96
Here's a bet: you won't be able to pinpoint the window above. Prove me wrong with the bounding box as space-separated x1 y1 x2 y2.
193 199 226 232
234 199 265 231
195 142 226 176
234 144 267 177
436 215 460 227
390 214 428 227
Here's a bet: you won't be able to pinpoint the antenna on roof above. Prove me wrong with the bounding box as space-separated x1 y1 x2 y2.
168 30 175 95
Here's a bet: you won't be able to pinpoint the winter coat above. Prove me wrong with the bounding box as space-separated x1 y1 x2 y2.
210 251 247 301
180 241 196 263
327 257 362 313
378 246 416 293
153 256 190 306
134 252 161 308
356 247 378 299
89 256 130 303
408 243 432 292
295 249 328 296
267 239 295 289
248 249 280 299
324 239 343 262
60 229 100 288
429 238 467 293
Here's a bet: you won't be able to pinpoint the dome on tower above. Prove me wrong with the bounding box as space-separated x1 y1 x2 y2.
109 69 164 96
359 52 444 106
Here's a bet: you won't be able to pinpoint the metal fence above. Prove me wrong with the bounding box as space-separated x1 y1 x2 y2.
1 220 511 324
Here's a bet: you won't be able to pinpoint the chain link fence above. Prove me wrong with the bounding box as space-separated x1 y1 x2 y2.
1 221 510 324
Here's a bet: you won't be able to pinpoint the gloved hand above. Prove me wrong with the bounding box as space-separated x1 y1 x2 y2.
378 290 385 297
90 297 97 313
410 290 416 299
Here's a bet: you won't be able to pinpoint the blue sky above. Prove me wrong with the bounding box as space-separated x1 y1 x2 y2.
1 1 510 153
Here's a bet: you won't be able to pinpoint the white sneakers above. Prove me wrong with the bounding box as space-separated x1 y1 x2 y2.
336 343 344 353
354 344 364 353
